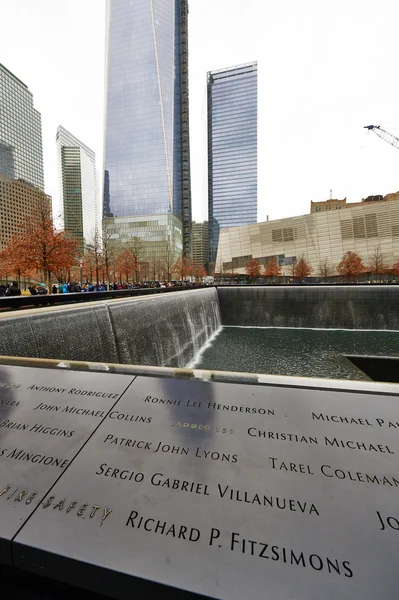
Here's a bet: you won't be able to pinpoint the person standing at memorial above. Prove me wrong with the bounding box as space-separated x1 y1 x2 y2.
37 283 48 295
6 281 21 296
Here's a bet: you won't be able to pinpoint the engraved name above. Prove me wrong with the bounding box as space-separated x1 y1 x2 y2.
126 509 201 541
0 419 75 437
249 429 317 444
269 458 399 487
0 447 69 468
251 431 394 454
312 413 399 429
27 385 119 399
377 511 399 531
220 531 353 577
32 402 106 418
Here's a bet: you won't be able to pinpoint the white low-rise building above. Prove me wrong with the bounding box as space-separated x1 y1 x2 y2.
216 199 399 275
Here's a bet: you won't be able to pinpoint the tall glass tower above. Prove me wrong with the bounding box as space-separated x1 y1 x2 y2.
56 126 99 254
103 0 191 257
207 62 258 265
0 63 44 190
0 63 50 250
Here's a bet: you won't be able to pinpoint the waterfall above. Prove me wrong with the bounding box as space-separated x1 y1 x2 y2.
217 286 399 330
0 288 222 368
0 286 397 369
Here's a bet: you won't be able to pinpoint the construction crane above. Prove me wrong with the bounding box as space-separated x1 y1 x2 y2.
364 125 399 151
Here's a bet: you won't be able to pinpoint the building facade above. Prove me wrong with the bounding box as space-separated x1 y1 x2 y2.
0 63 44 190
56 126 99 254
192 221 209 266
207 62 258 266
105 213 182 280
216 200 399 276
0 177 51 250
310 193 399 214
103 0 191 256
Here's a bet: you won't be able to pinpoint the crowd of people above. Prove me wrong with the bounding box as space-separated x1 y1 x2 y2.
0 280 202 297
41 281 198 294
0 282 22 296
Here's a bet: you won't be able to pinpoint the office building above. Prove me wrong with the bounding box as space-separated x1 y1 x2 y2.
207 62 258 266
216 199 399 276
0 177 51 250
0 63 49 251
56 126 99 254
105 213 182 280
310 192 399 214
192 221 209 266
0 63 44 190
103 0 191 256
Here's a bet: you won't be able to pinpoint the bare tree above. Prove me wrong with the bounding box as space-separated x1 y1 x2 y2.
288 261 297 281
102 220 115 286
160 237 178 282
140 260 150 281
319 257 334 281
147 256 160 282
368 245 387 283
87 227 103 284
126 236 145 282
216 259 228 282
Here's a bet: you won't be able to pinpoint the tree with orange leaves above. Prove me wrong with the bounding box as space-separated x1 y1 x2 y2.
337 251 365 281
0 236 33 288
294 254 313 280
192 264 206 282
6 207 79 286
0 252 11 284
173 255 192 280
263 257 282 281
115 246 138 283
81 249 97 284
245 258 261 283
392 262 399 277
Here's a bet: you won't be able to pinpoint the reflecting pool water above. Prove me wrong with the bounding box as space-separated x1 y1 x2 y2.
193 327 399 379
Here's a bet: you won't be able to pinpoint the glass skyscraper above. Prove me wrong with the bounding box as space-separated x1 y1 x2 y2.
207 62 258 265
0 63 44 190
103 0 191 257
56 126 99 254
0 64 50 250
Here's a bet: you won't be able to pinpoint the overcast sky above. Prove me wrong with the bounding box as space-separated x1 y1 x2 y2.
1 0 398 223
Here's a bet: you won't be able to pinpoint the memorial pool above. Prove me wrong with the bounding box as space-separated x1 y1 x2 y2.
0 286 398 379
192 327 399 379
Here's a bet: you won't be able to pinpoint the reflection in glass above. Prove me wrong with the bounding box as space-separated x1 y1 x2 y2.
103 0 192 256
207 62 258 264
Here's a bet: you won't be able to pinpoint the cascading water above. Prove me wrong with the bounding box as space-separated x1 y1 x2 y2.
0 286 398 376
217 286 399 330
0 288 222 368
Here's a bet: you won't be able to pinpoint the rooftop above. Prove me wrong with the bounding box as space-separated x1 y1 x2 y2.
0 63 29 90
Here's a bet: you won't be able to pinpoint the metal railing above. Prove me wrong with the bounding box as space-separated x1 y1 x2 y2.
0 285 209 312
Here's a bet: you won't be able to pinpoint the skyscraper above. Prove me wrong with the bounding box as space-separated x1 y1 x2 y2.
192 221 209 267
0 63 44 189
56 126 99 254
0 63 50 250
103 0 191 257
207 62 258 266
